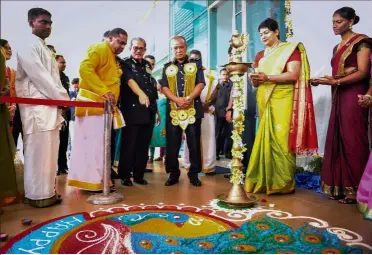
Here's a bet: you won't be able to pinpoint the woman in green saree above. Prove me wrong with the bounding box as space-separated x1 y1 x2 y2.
244 18 318 195
0 45 19 209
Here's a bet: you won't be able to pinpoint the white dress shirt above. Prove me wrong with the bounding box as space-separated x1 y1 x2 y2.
16 34 69 135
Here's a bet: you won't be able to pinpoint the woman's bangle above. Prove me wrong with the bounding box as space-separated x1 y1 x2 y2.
365 94 372 102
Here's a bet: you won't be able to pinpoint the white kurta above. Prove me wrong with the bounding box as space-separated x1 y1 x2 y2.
16 34 69 201
184 70 217 173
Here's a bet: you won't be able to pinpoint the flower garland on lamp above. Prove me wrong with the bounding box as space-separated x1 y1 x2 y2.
229 75 247 185
284 0 294 40
217 31 257 208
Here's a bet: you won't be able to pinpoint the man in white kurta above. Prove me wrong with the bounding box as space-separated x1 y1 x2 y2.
184 50 217 174
16 8 69 208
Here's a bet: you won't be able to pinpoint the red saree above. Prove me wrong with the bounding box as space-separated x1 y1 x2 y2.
321 34 372 196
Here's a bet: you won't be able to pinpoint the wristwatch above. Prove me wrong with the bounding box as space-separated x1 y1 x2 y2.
267 75 271 82
186 96 192 102
226 108 232 112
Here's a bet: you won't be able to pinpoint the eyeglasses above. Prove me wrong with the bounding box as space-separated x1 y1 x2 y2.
132 46 146 52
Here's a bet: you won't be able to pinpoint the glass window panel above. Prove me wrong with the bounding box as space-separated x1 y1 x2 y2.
235 0 242 14
235 12 242 33
245 0 285 61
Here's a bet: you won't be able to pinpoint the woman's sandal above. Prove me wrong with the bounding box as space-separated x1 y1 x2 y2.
338 198 357 204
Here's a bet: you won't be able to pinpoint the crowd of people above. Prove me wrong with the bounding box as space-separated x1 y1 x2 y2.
0 6 371 222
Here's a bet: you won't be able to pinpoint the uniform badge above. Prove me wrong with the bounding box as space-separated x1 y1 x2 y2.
165 64 178 77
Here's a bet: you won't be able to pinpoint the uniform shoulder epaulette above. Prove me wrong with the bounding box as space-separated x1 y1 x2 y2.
163 61 172 67
122 56 131 62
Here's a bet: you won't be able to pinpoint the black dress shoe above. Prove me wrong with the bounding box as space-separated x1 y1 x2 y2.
111 170 120 180
205 172 216 176
216 155 220 160
225 154 233 159
121 178 133 186
133 179 148 185
165 178 179 186
190 179 202 187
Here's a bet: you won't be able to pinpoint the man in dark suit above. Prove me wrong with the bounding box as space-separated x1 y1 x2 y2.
118 37 158 186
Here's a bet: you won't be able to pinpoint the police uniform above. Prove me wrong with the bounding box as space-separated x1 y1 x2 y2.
118 56 158 183
159 57 205 185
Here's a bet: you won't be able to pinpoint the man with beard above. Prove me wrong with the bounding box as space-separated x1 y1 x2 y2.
15 8 69 207
67 28 127 192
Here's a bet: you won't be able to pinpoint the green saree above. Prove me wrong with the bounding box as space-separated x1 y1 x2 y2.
244 42 315 195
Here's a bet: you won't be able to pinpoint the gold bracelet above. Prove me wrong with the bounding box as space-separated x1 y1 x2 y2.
336 79 341 86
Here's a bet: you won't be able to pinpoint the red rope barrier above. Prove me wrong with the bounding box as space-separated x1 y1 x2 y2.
0 96 104 108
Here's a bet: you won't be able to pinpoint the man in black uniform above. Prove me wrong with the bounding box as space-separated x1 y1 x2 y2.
215 68 233 160
56 54 70 175
118 37 157 186
160 36 205 187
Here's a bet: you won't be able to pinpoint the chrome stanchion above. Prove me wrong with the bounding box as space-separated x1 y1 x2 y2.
87 100 124 204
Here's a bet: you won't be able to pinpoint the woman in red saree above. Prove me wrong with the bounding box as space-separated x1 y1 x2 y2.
311 7 371 204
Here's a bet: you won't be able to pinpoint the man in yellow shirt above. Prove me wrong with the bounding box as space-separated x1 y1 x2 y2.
67 28 127 191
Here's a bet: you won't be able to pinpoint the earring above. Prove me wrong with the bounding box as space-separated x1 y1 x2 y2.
349 24 353 30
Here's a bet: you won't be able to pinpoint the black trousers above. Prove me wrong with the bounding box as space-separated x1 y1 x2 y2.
58 121 69 170
215 117 233 155
118 123 154 180
166 119 201 180
11 105 23 146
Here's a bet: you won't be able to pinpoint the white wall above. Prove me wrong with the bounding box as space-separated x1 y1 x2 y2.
289 1 372 153
1 1 169 81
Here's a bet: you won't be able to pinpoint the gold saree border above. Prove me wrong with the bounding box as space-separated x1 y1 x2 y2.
336 35 368 75
321 181 357 196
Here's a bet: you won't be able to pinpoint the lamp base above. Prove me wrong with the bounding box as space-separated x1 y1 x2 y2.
217 183 257 208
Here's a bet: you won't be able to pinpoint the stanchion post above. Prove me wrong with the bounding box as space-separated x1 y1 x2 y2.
87 99 124 205
103 100 111 197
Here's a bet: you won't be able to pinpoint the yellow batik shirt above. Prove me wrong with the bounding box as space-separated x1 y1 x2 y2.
75 41 122 116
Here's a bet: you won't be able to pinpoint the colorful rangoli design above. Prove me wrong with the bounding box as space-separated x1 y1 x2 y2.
0 203 368 254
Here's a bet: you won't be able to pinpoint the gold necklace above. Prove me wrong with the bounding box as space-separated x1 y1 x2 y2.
264 41 282 56
336 32 356 52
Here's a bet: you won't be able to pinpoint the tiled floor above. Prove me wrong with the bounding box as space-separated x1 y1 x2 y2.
1 158 372 251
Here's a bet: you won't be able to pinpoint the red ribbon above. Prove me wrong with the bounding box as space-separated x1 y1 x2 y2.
0 96 104 108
